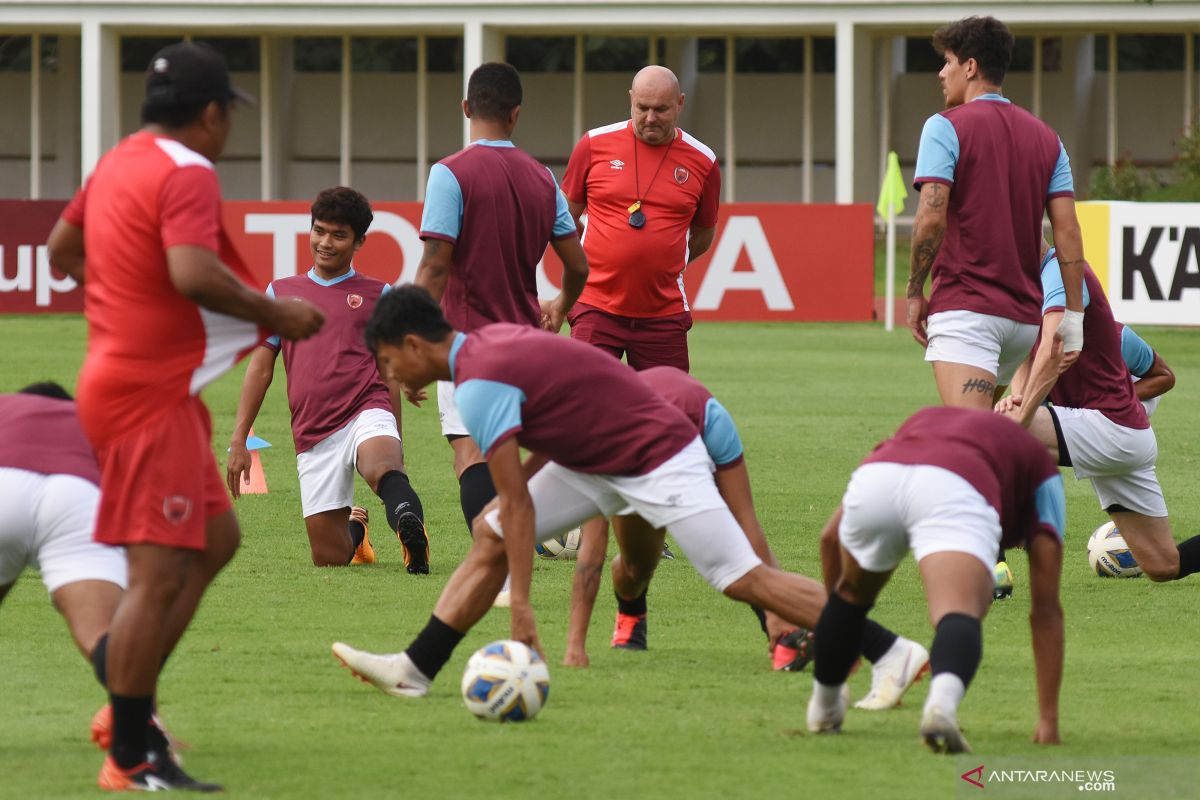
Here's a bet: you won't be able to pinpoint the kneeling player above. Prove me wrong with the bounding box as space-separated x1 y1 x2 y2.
996 248 1200 583
331 286 837 696
807 407 1065 753
227 187 429 571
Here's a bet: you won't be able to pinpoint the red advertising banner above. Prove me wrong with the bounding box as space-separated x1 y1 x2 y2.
1 200 873 320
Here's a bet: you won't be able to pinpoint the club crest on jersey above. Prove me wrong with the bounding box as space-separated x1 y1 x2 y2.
610 159 625 170
674 166 689 185
347 294 363 309
163 496 193 525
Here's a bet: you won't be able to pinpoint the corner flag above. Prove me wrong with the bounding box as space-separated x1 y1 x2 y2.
876 151 908 219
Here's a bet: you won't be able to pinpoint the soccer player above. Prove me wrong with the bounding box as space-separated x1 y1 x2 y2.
329 286 835 697
1119 323 1174 418
561 65 720 372
227 187 429 571
995 248 1200 584
414 62 587 540
807 407 1066 754
46 42 323 791
562 367 929 708
907 15 1087 408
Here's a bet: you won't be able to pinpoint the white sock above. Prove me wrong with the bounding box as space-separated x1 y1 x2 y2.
812 679 844 708
924 672 965 714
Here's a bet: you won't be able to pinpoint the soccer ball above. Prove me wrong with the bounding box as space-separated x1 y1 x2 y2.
1087 521 1142 578
535 526 582 560
461 640 550 722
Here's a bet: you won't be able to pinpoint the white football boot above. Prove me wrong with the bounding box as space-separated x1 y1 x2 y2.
920 704 972 754
331 643 431 698
854 637 930 711
806 682 851 734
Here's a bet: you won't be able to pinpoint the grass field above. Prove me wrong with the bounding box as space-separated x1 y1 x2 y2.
2 316 1198 799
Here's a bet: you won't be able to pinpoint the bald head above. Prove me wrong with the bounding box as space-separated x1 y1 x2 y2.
629 66 684 145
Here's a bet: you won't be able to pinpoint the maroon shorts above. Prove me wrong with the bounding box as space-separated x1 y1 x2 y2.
568 304 692 372
94 396 230 551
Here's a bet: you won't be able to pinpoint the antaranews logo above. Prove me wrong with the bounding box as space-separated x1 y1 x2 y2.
960 764 1117 793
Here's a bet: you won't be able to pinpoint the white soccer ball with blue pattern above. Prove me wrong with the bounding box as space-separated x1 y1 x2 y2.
461 640 550 722
535 526 582 560
1087 521 1142 578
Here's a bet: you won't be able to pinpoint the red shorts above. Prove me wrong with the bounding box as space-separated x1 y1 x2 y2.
93 396 230 551
568 303 692 372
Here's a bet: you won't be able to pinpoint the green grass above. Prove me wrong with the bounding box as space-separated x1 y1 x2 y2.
875 235 911 299
1 316 1198 799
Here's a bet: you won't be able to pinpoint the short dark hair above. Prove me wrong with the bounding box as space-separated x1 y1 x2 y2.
311 187 374 241
365 285 453 352
19 381 73 400
932 16 1014 86
466 62 523 122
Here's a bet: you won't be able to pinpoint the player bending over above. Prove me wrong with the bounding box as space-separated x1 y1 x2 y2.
563 366 929 710
330 286 838 697
228 187 429 571
996 248 1200 583
807 407 1066 754
0 386 155 746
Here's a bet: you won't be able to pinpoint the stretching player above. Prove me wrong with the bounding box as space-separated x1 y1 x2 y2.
1119 323 1174 418
807 407 1066 754
331 286 837 696
996 248 1200 583
564 366 929 710
227 187 429 571
414 62 587 543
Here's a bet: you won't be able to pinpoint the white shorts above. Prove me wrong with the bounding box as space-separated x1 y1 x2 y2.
437 380 469 438
838 463 1002 573
483 437 761 591
1053 406 1167 517
296 407 400 517
0 467 127 593
925 309 1039 385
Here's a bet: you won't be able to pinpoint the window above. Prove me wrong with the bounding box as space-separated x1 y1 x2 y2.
0 35 59 73
506 36 575 73
584 37 649 72
294 37 342 72
1009 37 1062 72
1096 34 1188 71
427 37 462 73
194 37 260 72
698 37 835 74
120 36 182 72
351 38 417 72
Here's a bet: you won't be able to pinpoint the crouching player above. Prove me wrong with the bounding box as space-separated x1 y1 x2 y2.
807 407 1066 754
564 366 928 708
331 286 836 695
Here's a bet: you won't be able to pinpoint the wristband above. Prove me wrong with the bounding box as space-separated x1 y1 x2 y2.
1058 309 1084 352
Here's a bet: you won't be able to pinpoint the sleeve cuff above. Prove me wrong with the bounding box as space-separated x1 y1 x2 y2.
419 231 458 245
714 454 745 471
1047 191 1075 200
913 176 953 190
483 427 522 459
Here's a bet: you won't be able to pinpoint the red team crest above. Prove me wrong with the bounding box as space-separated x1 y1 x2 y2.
162 495 193 525
347 294 363 309
674 166 689 184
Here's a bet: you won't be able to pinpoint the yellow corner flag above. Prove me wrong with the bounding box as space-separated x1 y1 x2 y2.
876 151 908 219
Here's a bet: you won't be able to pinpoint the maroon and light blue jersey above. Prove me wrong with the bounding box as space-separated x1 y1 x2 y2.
914 95 1073 325
638 366 744 470
1037 250 1149 430
862 407 1064 550
0 394 100 485
450 324 696 476
264 269 393 454
420 139 577 332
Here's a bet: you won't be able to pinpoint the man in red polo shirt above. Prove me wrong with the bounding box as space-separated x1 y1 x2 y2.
561 64 721 372
47 42 322 792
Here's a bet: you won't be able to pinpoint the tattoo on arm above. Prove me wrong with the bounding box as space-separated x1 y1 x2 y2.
923 183 947 209
907 184 947 298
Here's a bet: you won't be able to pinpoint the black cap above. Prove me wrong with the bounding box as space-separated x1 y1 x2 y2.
144 42 255 108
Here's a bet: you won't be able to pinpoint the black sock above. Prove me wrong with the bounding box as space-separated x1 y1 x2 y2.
750 604 768 637
110 693 154 769
998 549 1007 564
859 619 899 664
405 615 465 680
347 519 366 550
616 589 647 617
459 462 496 535
378 470 424 532
813 592 869 686
929 612 982 688
91 633 109 688
1176 535 1200 579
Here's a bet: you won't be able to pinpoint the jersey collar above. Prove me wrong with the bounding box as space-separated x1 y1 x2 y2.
448 332 468 382
306 267 357 286
972 92 1011 104
470 139 515 148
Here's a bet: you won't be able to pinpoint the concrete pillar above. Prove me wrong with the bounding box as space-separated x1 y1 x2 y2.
80 21 119 178
260 36 292 200
835 21 875 203
56 35 82 193
1062 35 1096 194
462 22 503 146
664 37 698 133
